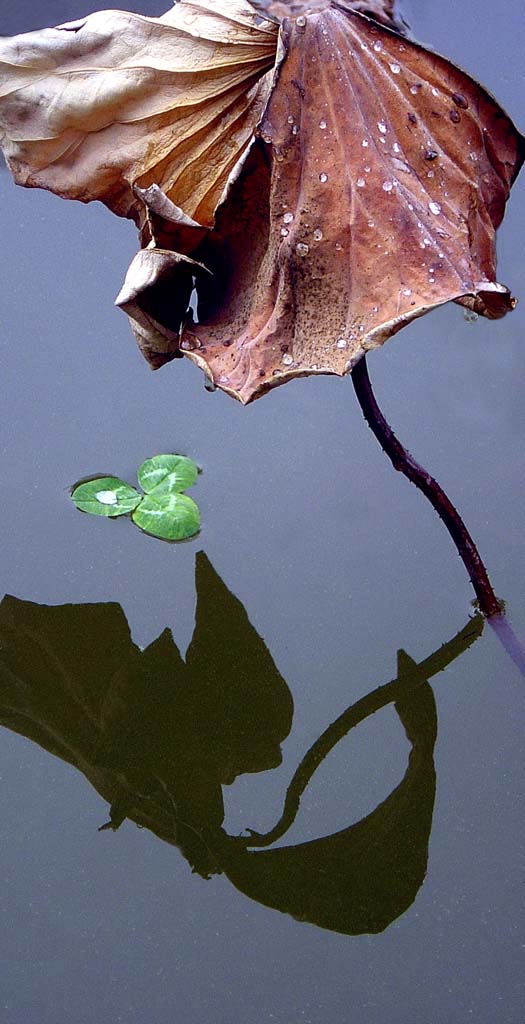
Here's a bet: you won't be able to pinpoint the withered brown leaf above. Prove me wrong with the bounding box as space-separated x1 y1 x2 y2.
166 3 524 402
0 1 523 403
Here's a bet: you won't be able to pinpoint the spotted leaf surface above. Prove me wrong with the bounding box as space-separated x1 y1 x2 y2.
173 4 523 402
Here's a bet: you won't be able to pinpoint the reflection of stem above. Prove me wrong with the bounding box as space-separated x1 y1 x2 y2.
488 614 525 678
351 356 501 617
237 614 483 848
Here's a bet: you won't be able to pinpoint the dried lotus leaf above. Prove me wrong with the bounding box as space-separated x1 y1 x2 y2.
0 0 278 228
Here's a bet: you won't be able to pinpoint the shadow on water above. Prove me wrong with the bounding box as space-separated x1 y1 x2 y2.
0 553 483 935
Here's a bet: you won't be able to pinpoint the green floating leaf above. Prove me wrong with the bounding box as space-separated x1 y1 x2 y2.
71 477 142 517
138 454 198 495
132 492 200 540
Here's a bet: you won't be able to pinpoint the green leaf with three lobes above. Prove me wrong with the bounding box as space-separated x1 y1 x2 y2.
138 454 198 495
71 477 142 516
132 492 200 540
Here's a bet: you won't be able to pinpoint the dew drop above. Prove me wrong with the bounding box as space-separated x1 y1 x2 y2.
393 142 401 154
463 309 478 323
373 41 382 52
282 352 294 365
362 139 369 147
336 338 348 349
296 242 309 256
382 180 393 192
296 14 306 26
410 84 421 95
292 124 299 135
319 119 327 129
356 178 366 188
390 63 401 74
283 211 294 223
428 201 441 215
319 172 328 183
96 490 118 506
431 87 439 97
280 227 289 237
287 115 294 124
452 92 469 109
402 287 412 296
313 228 323 241
469 151 478 162
377 121 387 134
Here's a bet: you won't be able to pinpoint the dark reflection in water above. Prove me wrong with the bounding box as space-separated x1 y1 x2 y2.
0 553 483 935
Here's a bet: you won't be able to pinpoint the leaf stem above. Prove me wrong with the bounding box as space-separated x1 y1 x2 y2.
351 355 502 617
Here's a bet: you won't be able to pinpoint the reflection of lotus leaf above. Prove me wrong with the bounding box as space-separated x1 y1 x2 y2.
0 552 293 878
0 553 483 932
218 673 438 934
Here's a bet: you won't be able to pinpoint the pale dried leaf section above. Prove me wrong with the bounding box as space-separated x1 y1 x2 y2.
0 0 277 225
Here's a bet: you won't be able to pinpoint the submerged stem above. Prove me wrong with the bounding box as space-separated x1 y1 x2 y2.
351 355 501 617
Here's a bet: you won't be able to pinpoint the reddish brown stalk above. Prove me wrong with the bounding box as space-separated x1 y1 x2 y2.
351 355 502 617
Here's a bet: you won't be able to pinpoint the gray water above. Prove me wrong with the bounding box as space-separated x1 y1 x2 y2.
1 1 524 1022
